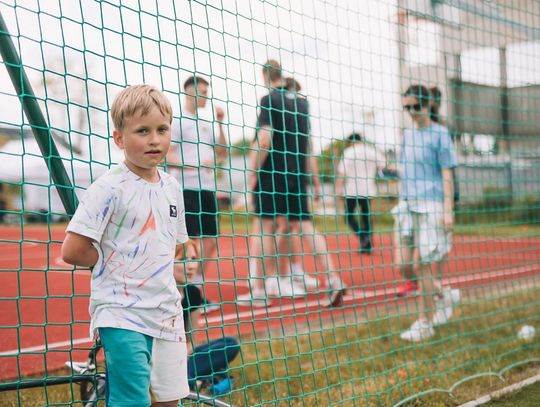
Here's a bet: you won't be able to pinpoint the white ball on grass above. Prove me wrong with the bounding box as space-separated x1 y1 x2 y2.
518 325 536 342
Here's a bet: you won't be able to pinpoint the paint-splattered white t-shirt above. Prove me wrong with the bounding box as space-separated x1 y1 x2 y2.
67 163 189 342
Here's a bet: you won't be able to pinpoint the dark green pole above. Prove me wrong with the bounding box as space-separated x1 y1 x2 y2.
0 11 78 216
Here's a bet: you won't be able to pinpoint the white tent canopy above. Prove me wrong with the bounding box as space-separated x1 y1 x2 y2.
0 138 110 215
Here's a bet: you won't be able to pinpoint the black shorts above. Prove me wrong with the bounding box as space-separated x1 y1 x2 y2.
183 189 219 237
253 187 311 220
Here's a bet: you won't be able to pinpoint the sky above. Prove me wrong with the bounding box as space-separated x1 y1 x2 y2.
0 0 539 162
0 0 401 160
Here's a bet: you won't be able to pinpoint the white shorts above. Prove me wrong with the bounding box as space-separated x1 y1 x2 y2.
151 339 190 402
393 202 451 263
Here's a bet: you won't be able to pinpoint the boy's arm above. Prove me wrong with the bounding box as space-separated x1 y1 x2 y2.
61 232 98 268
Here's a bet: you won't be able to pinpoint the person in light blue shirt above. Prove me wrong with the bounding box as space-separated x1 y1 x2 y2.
395 84 461 343
400 122 457 204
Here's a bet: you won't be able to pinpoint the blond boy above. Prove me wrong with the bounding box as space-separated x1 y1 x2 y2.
61 85 190 406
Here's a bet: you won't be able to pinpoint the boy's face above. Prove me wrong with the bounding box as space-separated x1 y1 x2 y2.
113 106 171 179
186 83 209 109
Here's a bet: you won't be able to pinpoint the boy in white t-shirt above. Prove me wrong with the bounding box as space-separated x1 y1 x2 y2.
61 85 190 406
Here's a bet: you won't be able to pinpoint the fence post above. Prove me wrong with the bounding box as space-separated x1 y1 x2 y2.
0 11 77 216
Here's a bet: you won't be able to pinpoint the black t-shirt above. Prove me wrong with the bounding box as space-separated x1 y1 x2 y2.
256 87 310 192
181 284 203 330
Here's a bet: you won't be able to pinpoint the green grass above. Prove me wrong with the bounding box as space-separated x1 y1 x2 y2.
2 286 539 406
484 377 540 406
226 286 540 406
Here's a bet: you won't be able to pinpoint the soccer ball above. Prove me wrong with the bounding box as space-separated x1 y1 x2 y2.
518 325 536 342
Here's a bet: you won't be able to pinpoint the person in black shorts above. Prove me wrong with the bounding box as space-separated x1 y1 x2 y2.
166 76 227 312
241 59 346 307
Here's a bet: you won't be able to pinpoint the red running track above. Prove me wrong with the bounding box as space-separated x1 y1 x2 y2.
1 224 539 380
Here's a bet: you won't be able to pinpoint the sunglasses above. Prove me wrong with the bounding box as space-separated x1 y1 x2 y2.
403 103 423 112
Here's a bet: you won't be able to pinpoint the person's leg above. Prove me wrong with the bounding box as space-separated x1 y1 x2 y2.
99 328 152 406
358 197 372 250
199 190 219 277
150 339 189 407
288 229 319 290
299 220 346 306
401 210 455 341
420 211 459 327
398 216 434 342
272 219 306 297
240 190 277 304
237 216 277 301
196 191 220 311
394 230 416 280
256 191 279 292
276 217 292 277
345 197 361 237
415 261 438 323
392 201 419 293
298 220 335 273
399 262 436 342
289 233 304 273
242 216 270 295
260 217 278 281
394 227 419 297
248 216 262 280
183 190 203 286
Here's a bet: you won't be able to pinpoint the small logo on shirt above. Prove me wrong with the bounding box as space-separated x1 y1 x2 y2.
169 205 177 217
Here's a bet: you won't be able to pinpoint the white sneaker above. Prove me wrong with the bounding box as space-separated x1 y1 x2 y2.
432 288 461 326
275 276 306 298
400 319 435 342
289 263 319 290
289 270 319 291
237 288 270 308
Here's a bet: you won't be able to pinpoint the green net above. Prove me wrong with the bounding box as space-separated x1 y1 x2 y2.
1 1 540 406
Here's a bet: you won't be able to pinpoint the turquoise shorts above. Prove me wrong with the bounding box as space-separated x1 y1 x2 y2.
99 328 189 406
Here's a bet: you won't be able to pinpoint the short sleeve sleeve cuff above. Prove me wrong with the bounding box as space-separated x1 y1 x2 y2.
66 181 115 242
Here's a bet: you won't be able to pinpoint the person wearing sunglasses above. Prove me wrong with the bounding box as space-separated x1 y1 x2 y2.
395 84 460 342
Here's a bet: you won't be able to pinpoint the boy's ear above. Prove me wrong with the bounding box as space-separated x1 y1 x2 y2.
113 129 124 149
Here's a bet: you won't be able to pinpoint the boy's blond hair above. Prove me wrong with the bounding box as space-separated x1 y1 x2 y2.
111 84 173 131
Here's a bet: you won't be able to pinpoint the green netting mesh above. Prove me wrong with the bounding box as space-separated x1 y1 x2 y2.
1 1 540 406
